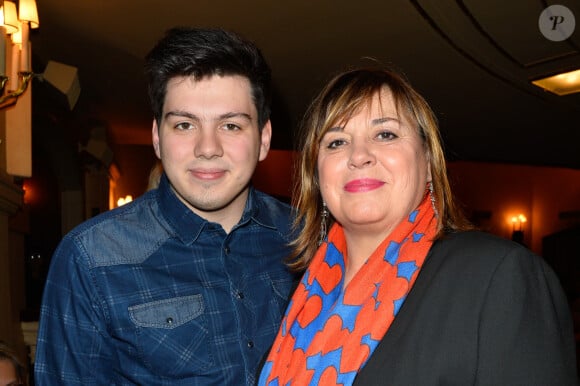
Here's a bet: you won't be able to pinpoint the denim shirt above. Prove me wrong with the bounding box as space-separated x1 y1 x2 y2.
35 175 297 385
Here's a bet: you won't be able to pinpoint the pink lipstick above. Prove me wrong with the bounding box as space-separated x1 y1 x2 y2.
344 178 385 193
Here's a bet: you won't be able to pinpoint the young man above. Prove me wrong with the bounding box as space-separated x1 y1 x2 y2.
35 28 297 385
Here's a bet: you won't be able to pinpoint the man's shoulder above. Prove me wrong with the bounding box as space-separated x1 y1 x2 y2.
251 190 297 235
253 190 293 213
61 191 171 267
67 190 157 234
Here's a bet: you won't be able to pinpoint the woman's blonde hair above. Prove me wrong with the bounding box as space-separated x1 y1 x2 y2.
288 67 471 271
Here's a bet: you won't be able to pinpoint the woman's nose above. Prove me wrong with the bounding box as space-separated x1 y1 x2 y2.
348 140 375 168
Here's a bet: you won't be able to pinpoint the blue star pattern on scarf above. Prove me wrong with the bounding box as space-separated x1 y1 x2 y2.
385 238 408 265
393 295 406 315
372 282 381 310
331 291 362 333
397 261 419 281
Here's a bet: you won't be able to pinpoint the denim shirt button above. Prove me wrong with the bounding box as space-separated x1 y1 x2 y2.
224 246 230 255
247 340 254 348
166 317 173 325
237 291 244 299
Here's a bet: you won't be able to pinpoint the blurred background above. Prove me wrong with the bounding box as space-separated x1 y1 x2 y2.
0 0 579 381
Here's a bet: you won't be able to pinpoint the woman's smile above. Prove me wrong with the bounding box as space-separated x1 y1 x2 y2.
344 178 385 193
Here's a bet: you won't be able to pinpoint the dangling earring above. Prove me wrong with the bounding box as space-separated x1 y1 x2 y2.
428 181 439 218
318 202 328 246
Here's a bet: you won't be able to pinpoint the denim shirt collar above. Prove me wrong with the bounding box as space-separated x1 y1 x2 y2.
157 173 277 245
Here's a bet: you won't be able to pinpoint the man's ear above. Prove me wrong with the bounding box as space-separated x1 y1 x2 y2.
152 119 161 159
258 120 272 162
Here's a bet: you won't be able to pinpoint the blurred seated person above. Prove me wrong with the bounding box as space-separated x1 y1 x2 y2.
0 341 26 386
147 161 163 191
258 66 577 385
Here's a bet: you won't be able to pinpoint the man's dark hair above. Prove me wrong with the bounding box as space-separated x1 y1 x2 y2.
144 27 272 129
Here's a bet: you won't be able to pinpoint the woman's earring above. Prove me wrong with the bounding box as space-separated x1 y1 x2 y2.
428 181 439 218
318 202 328 246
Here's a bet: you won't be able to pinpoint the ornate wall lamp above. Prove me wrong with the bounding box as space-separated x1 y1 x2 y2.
511 213 527 245
0 1 78 177
0 0 38 109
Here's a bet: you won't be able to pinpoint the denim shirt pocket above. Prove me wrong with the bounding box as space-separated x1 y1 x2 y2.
128 294 213 376
129 294 204 329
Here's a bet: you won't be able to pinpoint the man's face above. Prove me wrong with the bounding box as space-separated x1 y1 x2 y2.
152 74 271 231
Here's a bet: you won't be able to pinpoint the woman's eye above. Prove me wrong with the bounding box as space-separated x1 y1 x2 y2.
377 131 397 140
327 138 346 149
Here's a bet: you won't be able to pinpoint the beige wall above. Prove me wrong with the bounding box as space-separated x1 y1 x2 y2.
448 161 580 254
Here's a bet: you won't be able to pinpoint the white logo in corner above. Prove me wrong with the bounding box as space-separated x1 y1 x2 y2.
539 5 575 42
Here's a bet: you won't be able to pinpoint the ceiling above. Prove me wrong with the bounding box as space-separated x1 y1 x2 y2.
28 0 580 169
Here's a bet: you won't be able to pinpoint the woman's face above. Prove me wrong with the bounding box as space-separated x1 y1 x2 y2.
317 88 431 238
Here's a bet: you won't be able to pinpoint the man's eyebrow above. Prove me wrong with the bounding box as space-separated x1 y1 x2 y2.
219 112 253 121
163 111 252 121
164 110 198 120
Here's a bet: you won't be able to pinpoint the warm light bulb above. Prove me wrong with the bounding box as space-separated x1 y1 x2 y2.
117 195 133 207
519 214 527 223
11 25 21 44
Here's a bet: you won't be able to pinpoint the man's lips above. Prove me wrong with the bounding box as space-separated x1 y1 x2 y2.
344 178 385 192
190 169 226 180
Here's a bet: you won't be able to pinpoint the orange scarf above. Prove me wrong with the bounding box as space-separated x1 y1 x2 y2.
259 194 436 385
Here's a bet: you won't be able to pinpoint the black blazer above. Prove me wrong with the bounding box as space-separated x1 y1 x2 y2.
353 231 578 385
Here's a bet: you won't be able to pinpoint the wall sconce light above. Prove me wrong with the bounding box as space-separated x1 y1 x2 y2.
511 213 527 244
39 60 81 110
511 213 527 231
117 195 133 207
0 0 39 109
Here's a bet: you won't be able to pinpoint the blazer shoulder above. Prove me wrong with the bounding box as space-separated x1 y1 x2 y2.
427 231 546 278
435 231 531 259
